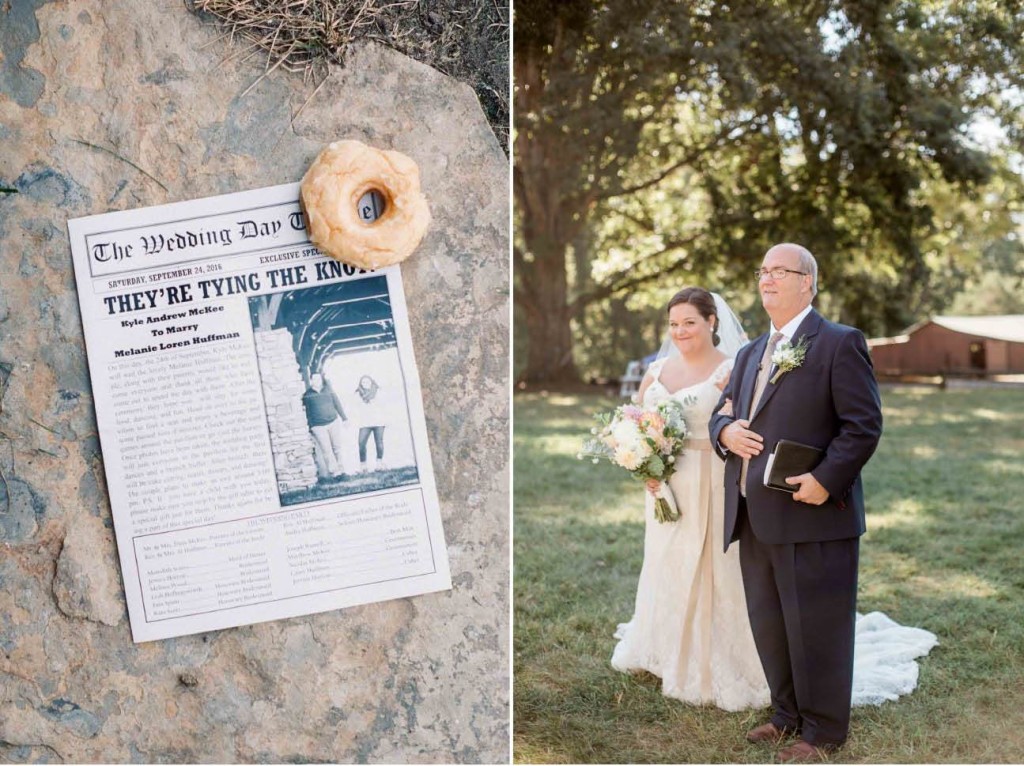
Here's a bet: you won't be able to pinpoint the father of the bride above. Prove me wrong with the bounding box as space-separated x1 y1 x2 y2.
710 244 883 763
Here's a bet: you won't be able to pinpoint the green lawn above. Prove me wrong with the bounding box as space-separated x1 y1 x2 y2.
513 386 1024 763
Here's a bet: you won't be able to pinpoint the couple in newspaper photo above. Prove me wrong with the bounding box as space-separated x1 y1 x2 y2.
248 275 424 507
608 244 937 762
302 371 387 478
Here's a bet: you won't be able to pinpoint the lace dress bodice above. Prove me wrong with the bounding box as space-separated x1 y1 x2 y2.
643 357 733 437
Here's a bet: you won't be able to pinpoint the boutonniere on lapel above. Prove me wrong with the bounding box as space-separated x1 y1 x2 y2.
770 335 810 384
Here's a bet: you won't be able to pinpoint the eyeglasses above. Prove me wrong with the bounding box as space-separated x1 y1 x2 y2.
754 268 808 281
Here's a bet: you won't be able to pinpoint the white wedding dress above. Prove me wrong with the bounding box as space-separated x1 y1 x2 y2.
611 357 938 711
612 357 769 710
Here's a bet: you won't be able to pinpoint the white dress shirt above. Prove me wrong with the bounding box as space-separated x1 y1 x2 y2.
770 303 814 345
716 303 815 456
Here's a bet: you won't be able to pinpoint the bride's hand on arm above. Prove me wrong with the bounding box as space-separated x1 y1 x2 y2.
720 419 763 459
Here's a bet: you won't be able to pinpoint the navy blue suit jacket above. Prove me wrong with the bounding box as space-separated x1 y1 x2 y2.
709 309 883 550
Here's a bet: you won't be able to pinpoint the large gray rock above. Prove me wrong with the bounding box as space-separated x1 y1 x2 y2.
51 514 124 627
0 1 508 762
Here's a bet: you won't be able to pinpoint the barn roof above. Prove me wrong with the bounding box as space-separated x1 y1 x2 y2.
929 315 1024 343
868 315 1024 346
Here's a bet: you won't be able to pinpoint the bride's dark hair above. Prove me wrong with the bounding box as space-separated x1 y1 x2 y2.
666 287 720 346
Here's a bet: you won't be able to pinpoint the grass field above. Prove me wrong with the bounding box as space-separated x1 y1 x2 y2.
513 386 1024 763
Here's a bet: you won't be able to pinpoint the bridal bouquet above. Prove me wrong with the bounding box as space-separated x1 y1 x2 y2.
579 399 689 523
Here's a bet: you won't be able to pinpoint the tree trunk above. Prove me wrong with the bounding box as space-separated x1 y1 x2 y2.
514 43 583 385
516 237 578 384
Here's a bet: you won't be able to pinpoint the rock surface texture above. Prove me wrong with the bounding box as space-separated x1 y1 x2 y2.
0 2 509 763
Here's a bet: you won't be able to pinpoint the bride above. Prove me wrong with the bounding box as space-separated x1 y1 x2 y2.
611 287 937 711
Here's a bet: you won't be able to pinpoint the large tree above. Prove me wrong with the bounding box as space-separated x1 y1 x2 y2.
514 0 1024 383
515 1 753 381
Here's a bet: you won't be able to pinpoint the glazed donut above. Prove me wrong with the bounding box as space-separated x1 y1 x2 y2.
300 140 431 270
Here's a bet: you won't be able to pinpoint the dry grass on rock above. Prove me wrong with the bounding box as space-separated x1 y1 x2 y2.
186 0 509 153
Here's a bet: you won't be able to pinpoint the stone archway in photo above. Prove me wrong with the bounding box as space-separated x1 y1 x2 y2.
251 277 396 491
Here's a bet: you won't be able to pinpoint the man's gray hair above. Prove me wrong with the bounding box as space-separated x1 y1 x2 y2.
796 245 818 296
779 243 818 296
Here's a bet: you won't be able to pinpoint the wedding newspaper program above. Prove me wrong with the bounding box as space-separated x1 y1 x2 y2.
69 184 452 642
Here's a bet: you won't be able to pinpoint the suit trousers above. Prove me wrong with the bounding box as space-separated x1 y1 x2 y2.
311 416 346 476
736 499 859 746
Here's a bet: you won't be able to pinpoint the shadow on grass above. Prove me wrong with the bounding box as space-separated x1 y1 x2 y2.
515 510 1024 763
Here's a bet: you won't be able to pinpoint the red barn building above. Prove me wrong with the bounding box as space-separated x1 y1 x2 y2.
868 315 1024 377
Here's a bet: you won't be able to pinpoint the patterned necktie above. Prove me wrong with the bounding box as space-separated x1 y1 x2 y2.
740 331 785 496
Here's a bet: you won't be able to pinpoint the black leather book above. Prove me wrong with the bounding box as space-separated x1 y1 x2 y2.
763 439 825 493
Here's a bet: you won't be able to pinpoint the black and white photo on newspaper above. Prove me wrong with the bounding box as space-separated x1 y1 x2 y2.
248 276 421 504
67 183 451 643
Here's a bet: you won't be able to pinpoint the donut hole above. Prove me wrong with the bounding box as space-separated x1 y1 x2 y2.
356 189 388 224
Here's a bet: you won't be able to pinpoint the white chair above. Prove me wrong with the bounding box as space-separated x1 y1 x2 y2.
619 360 644 399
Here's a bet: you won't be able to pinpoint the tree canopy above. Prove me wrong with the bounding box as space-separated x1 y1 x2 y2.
514 0 1024 383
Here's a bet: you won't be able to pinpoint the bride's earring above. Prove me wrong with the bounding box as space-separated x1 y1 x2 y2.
711 320 721 347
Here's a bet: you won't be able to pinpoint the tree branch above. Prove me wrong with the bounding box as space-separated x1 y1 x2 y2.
612 206 663 235
596 116 766 201
569 230 709 312
570 258 697 314
569 199 769 312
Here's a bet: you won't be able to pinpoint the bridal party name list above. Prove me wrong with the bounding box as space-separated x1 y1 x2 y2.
135 489 435 621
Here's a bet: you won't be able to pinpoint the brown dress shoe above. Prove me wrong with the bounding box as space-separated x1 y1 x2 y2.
776 739 838 763
745 722 796 744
